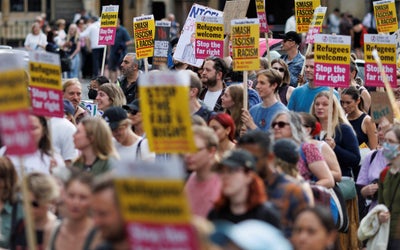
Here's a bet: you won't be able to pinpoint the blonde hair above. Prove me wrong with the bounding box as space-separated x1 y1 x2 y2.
310 91 352 138
98 83 127 108
27 172 60 203
275 158 298 177
62 78 81 92
66 23 79 43
79 117 118 160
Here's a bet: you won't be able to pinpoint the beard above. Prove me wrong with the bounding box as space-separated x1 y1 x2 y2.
202 75 218 88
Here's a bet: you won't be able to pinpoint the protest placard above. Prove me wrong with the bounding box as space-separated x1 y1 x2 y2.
373 0 398 34
255 0 268 33
195 16 224 59
114 160 198 250
153 21 171 68
364 34 396 87
231 19 260 71
139 71 196 154
134 15 155 59
174 4 223 67
305 6 327 44
0 51 35 156
394 29 400 67
98 5 119 45
313 34 351 88
295 0 321 33
29 51 63 117
370 91 393 123
223 0 250 33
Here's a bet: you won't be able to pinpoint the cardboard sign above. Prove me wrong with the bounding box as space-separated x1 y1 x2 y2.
223 0 250 33
134 15 155 59
195 16 224 59
295 0 321 33
393 29 400 68
364 34 396 87
174 4 223 67
139 71 196 154
305 6 327 44
373 0 399 34
29 51 63 117
231 19 260 71
0 52 35 155
98 5 119 45
114 160 198 250
153 21 171 68
370 91 393 123
314 34 351 87
255 0 268 33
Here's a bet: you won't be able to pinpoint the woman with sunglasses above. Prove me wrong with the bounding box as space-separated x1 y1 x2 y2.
271 111 334 189
10 172 60 250
271 59 294 106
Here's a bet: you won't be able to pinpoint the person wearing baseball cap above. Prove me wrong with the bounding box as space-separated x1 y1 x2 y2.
280 31 304 87
102 107 154 162
208 149 281 229
122 99 144 137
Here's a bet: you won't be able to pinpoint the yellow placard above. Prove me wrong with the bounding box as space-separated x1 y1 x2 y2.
0 70 30 112
139 85 196 154
100 11 118 28
295 0 321 33
314 44 351 64
255 0 265 12
374 0 399 33
231 19 260 71
195 22 224 40
114 178 191 223
364 43 396 63
29 62 62 90
134 16 155 59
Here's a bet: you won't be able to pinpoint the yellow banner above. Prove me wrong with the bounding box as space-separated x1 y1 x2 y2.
374 0 398 33
0 70 30 112
195 22 224 40
115 178 191 223
295 0 321 33
231 20 260 71
134 17 155 59
364 43 396 63
29 62 62 90
255 0 265 12
314 44 351 64
100 11 118 28
139 85 196 153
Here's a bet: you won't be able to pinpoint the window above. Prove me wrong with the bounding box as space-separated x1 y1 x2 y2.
11 0 24 12
28 0 41 11
11 0 42 12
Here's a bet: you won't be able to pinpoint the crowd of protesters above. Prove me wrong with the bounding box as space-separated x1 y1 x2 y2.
7 4 400 250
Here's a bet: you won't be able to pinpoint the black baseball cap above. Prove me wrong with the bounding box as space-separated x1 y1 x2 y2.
102 107 128 130
122 99 140 113
280 31 302 45
273 138 299 164
219 149 256 171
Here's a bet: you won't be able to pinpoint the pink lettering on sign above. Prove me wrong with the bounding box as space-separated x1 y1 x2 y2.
305 27 320 44
364 62 396 87
98 27 117 45
195 40 223 59
257 12 268 33
314 63 349 88
0 110 36 155
30 86 63 118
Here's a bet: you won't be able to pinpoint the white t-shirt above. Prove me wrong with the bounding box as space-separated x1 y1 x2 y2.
114 137 155 162
24 32 47 50
50 117 78 162
203 90 222 111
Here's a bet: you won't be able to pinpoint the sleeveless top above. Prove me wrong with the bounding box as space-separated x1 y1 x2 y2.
349 113 368 146
49 223 98 250
278 83 289 106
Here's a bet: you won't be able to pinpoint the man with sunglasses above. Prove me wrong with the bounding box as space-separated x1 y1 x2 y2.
280 31 304 87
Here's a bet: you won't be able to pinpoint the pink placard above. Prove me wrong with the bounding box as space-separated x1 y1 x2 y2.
0 110 36 155
30 86 64 117
314 62 350 88
98 27 117 45
195 40 224 59
364 62 397 87
257 12 269 33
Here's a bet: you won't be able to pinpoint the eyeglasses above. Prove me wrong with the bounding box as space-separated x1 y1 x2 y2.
271 121 290 128
272 67 285 73
31 200 40 208
128 110 138 115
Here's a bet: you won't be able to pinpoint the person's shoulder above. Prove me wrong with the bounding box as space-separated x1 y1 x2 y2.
249 103 262 112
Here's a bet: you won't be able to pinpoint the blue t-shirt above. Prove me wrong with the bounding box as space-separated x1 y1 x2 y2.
287 83 340 113
249 102 288 132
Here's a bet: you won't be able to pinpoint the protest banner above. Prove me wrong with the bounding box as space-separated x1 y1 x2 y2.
295 0 321 33
394 29 400 67
370 92 393 123
174 4 223 67
223 0 250 33
313 34 351 88
153 21 171 68
139 71 196 154
305 6 327 44
373 0 398 34
98 5 119 75
114 160 198 250
364 34 396 87
255 0 268 33
231 19 260 71
29 51 63 118
195 16 224 59
98 5 119 45
134 15 155 60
